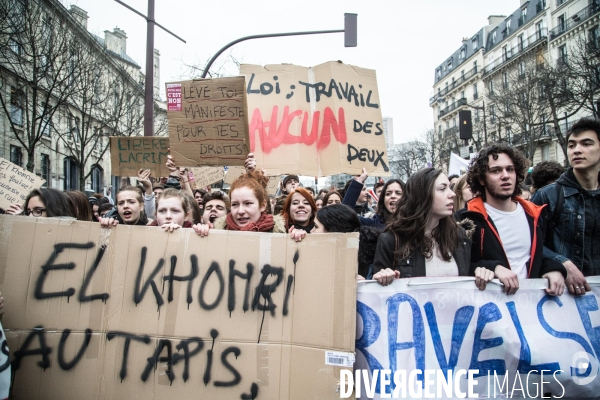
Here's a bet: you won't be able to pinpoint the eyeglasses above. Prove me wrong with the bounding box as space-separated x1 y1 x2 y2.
25 208 46 217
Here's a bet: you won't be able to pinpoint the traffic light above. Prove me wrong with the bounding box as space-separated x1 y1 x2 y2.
459 110 473 140
345 14 357 47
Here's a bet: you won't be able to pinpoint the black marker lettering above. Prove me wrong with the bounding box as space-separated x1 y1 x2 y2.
35 242 95 300
163 255 198 307
214 347 241 387
12 326 51 371
141 339 174 383
228 260 254 314
133 247 164 308
251 264 284 316
199 262 225 310
173 337 204 382
79 245 109 303
106 331 151 382
57 328 92 370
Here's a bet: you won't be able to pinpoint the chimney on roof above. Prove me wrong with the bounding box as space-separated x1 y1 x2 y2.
462 37 470 43
104 27 128 55
69 5 88 29
488 15 507 28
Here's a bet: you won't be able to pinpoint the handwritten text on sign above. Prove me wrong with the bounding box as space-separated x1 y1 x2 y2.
355 278 600 399
240 62 390 177
190 166 224 189
0 217 356 400
110 136 170 177
0 157 45 209
166 77 250 167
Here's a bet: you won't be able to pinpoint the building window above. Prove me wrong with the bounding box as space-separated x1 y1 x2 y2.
9 39 21 56
503 72 509 88
461 91 465 100
10 88 23 126
542 144 550 161
558 14 565 32
472 37 478 50
91 165 103 193
490 105 496 123
492 31 497 44
63 157 78 191
506 19 512 33
41 154 50 184
436 68 441 80
10 145 22 167
519 61 526 76
42 116 51 137
447 59 453 70
558 45 568 66
489 80 494 95
473 83 478 99
459 47 466 60
518 34 524 51
590 26 599 47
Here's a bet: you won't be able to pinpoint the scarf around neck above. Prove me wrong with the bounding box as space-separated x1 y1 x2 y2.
225 212 274 232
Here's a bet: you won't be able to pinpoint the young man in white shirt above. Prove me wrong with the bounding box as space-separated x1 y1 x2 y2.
457 143 566 295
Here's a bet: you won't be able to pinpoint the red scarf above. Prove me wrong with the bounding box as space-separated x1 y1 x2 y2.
225 212 274 232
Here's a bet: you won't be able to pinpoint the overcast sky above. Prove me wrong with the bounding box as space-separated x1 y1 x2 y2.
65 0 518 144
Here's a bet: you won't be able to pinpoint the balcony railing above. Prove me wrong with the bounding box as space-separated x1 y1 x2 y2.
444 126 459 139
483 28 548 76
430 66 479 105
549 2 600 41
439 98 467 118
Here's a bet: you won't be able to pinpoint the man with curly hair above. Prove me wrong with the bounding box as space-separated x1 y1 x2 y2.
532 118 600 294
457 143 566 296
530 161 564 192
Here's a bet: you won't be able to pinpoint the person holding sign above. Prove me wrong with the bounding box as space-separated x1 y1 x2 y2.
372 168 494 289
147 188 194 231
6 188 73 218
458 144 567 296
100 186 148 227
201 191 230 225
343 168 405 230
283 188 318 242
194 170 286 236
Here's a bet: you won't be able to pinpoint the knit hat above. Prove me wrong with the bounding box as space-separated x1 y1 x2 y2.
282 175 299 187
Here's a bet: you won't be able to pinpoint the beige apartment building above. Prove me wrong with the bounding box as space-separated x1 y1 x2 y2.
431 0 600 168
0 0 165 194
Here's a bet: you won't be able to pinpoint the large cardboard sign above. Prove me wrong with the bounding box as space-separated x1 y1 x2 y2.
354 277 600 399
0 216 357 399
110 136 171 177
240 62 390 177
0 157 45 209
166 77 250 167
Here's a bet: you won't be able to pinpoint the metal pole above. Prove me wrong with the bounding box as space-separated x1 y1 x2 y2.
143 0 155 137
201 29 344 78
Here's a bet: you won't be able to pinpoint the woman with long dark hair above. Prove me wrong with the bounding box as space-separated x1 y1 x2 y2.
342 168 404 229
372 168 493 289
6 188 73 218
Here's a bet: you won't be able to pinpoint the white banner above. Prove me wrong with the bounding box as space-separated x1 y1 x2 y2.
353 277 600 399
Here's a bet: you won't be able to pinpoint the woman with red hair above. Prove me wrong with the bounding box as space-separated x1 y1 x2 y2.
194 170 286 236
282 187 317 232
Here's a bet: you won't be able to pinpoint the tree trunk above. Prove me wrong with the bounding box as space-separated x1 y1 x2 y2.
26 148 35 172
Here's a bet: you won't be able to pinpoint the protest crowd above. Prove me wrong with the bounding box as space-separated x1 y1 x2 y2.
0 116 599 398
3 117 599 295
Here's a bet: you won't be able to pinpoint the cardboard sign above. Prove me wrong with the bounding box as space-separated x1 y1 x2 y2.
190 166 224 188
354 277 600 399
0 157 45 209
166 77 250 167
223 166 245 185
109 136 170 177
0 216 357 400
240 62 390 176
266 176 282 196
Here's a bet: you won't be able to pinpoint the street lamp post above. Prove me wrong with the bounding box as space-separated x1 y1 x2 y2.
115 0 186 137
201 13 358 78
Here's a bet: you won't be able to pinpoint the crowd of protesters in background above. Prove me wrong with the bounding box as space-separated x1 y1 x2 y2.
2 117 600 297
